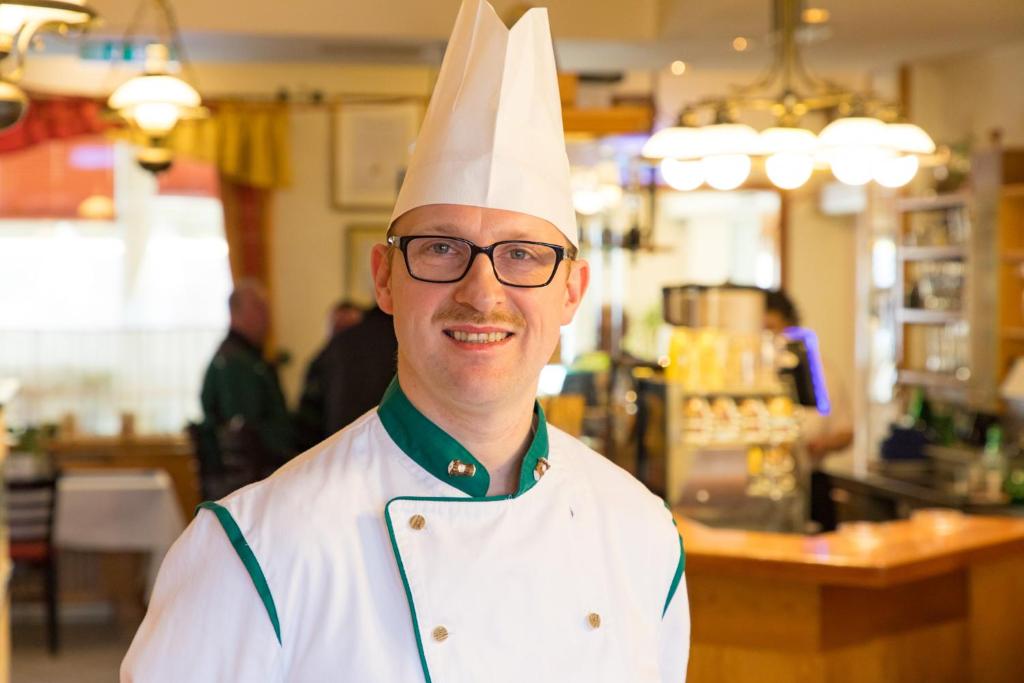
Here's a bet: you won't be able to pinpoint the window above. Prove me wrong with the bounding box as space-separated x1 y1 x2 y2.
0 139 231 434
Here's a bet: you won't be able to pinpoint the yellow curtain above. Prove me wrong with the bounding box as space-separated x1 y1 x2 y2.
115 103 292 353
168 102 292 190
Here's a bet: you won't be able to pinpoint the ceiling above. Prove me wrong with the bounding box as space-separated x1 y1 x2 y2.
65 0 1024 72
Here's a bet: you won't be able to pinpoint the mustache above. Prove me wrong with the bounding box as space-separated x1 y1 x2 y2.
432 303 525 329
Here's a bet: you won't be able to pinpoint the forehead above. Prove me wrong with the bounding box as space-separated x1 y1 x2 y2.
391 204 567 245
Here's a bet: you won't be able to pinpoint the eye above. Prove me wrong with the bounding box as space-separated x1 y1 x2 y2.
429 242 451 255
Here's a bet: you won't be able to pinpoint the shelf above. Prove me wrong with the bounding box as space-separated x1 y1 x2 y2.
896 194 969 213
1001 327 1024 341
1001 250 1024 264
896 308 964 324
1002 183 1024 199
898 246 966 261
897 369 969 390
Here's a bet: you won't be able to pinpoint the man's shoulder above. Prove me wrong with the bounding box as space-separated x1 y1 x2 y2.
548 426 667 518
212 409 385 526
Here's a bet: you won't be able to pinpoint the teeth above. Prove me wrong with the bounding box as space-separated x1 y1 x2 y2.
450 330 511 344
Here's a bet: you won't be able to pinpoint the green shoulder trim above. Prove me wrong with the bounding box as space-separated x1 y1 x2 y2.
662 514 686 618
197 501 282 645
377 377 549 498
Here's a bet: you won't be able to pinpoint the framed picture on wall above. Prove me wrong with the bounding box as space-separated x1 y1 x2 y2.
331 102 423 210
345 222 387 308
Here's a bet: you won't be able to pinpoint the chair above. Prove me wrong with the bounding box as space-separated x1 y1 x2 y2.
7 473 60 654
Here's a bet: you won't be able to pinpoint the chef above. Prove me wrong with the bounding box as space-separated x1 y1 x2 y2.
121 1 689 681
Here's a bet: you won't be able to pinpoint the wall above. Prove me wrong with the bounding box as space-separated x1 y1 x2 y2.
909 40 1024 148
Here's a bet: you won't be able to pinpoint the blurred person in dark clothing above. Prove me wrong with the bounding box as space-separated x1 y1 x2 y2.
196 279 294 499
321 305 398 435
293 300 366 451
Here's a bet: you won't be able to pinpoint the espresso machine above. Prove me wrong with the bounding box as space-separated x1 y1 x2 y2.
634 284 823 532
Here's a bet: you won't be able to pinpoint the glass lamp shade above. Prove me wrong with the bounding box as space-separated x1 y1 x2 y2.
882 122 936 155
642 126 704 160
0 0 94 41
758 126 817 155
766 153 814 189
660 158 704 191
109 74 201 136
873 154 920 188
699 122 760 156
702 154 751 190
830 147 891 186
818 116 889 149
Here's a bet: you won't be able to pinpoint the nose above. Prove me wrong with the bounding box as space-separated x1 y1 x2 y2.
452 251 505 313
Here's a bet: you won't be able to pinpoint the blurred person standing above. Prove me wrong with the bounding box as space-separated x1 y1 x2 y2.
764 288 852 530
293 300 366 451
195 278 294 499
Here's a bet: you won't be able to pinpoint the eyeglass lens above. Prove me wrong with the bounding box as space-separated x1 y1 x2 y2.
404 237 559 286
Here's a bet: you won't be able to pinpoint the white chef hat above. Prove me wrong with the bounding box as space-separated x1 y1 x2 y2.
389 0 578 248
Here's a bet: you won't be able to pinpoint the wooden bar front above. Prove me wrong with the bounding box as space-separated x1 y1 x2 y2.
677 513 1024 683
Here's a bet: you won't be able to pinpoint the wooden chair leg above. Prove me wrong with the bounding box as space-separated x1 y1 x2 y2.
45 557 59 655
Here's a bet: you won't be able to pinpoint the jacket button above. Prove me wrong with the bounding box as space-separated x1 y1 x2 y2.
447 459 477 477
587 613 601 629
432 626 449 642
409 514 426 530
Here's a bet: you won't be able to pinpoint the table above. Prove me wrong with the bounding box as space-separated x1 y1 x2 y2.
49 434 200 519
54 469 186 597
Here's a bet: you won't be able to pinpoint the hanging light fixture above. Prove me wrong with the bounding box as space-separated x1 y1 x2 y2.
0 0 98 129
643 0 935 191
107 0 205 173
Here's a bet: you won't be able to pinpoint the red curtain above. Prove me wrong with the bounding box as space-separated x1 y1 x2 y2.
0 96 107 154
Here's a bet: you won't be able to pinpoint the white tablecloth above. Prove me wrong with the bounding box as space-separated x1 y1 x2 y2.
54 469 186 596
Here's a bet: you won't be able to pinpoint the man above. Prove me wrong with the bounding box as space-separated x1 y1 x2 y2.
123 2 689 680
293 300 377 451
195 278 293 499
320 304 398 432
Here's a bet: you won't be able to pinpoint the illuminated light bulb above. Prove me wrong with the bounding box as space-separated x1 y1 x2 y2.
702 154 751 190
829 147 888 186
765 153 814 189
130 102 181 136
759 127 817 189
873 154 920 188
661 158 704 191
670 60 687 76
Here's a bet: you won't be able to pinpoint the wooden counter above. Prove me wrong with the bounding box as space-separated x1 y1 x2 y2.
49 435 199 518
677 512 1024 683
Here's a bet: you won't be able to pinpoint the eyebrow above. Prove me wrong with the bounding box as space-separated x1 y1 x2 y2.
405 222 554 243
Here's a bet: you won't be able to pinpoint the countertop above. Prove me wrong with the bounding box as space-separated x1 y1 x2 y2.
675 511 1024 588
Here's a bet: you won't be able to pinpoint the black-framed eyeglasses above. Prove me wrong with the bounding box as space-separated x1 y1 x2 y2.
387 235 575 288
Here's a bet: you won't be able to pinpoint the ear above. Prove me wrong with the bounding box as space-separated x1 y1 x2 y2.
371 244 395 314
560 258 589 325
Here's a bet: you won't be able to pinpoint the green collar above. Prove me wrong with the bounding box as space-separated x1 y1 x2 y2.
377 377 549 498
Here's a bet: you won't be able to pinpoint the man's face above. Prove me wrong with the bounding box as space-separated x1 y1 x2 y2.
372 204 588 408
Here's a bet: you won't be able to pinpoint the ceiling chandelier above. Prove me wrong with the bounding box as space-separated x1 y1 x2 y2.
0 0 98 129
643 0 937 192
107 0 204 173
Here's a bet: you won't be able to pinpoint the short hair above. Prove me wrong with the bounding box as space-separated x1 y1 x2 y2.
763 288 801 327
333 299 361 314
229 278 266 314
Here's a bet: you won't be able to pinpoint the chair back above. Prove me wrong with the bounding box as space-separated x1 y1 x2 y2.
6 474 59 545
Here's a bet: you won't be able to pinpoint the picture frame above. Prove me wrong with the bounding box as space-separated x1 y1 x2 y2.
331 102 423 210
344 222 387 308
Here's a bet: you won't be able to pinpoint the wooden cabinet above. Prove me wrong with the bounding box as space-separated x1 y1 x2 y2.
893 148 1024 410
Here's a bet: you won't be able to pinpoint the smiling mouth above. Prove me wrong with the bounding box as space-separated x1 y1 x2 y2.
444 330 513 344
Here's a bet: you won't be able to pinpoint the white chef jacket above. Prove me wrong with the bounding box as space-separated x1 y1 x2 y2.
122 378 690 682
